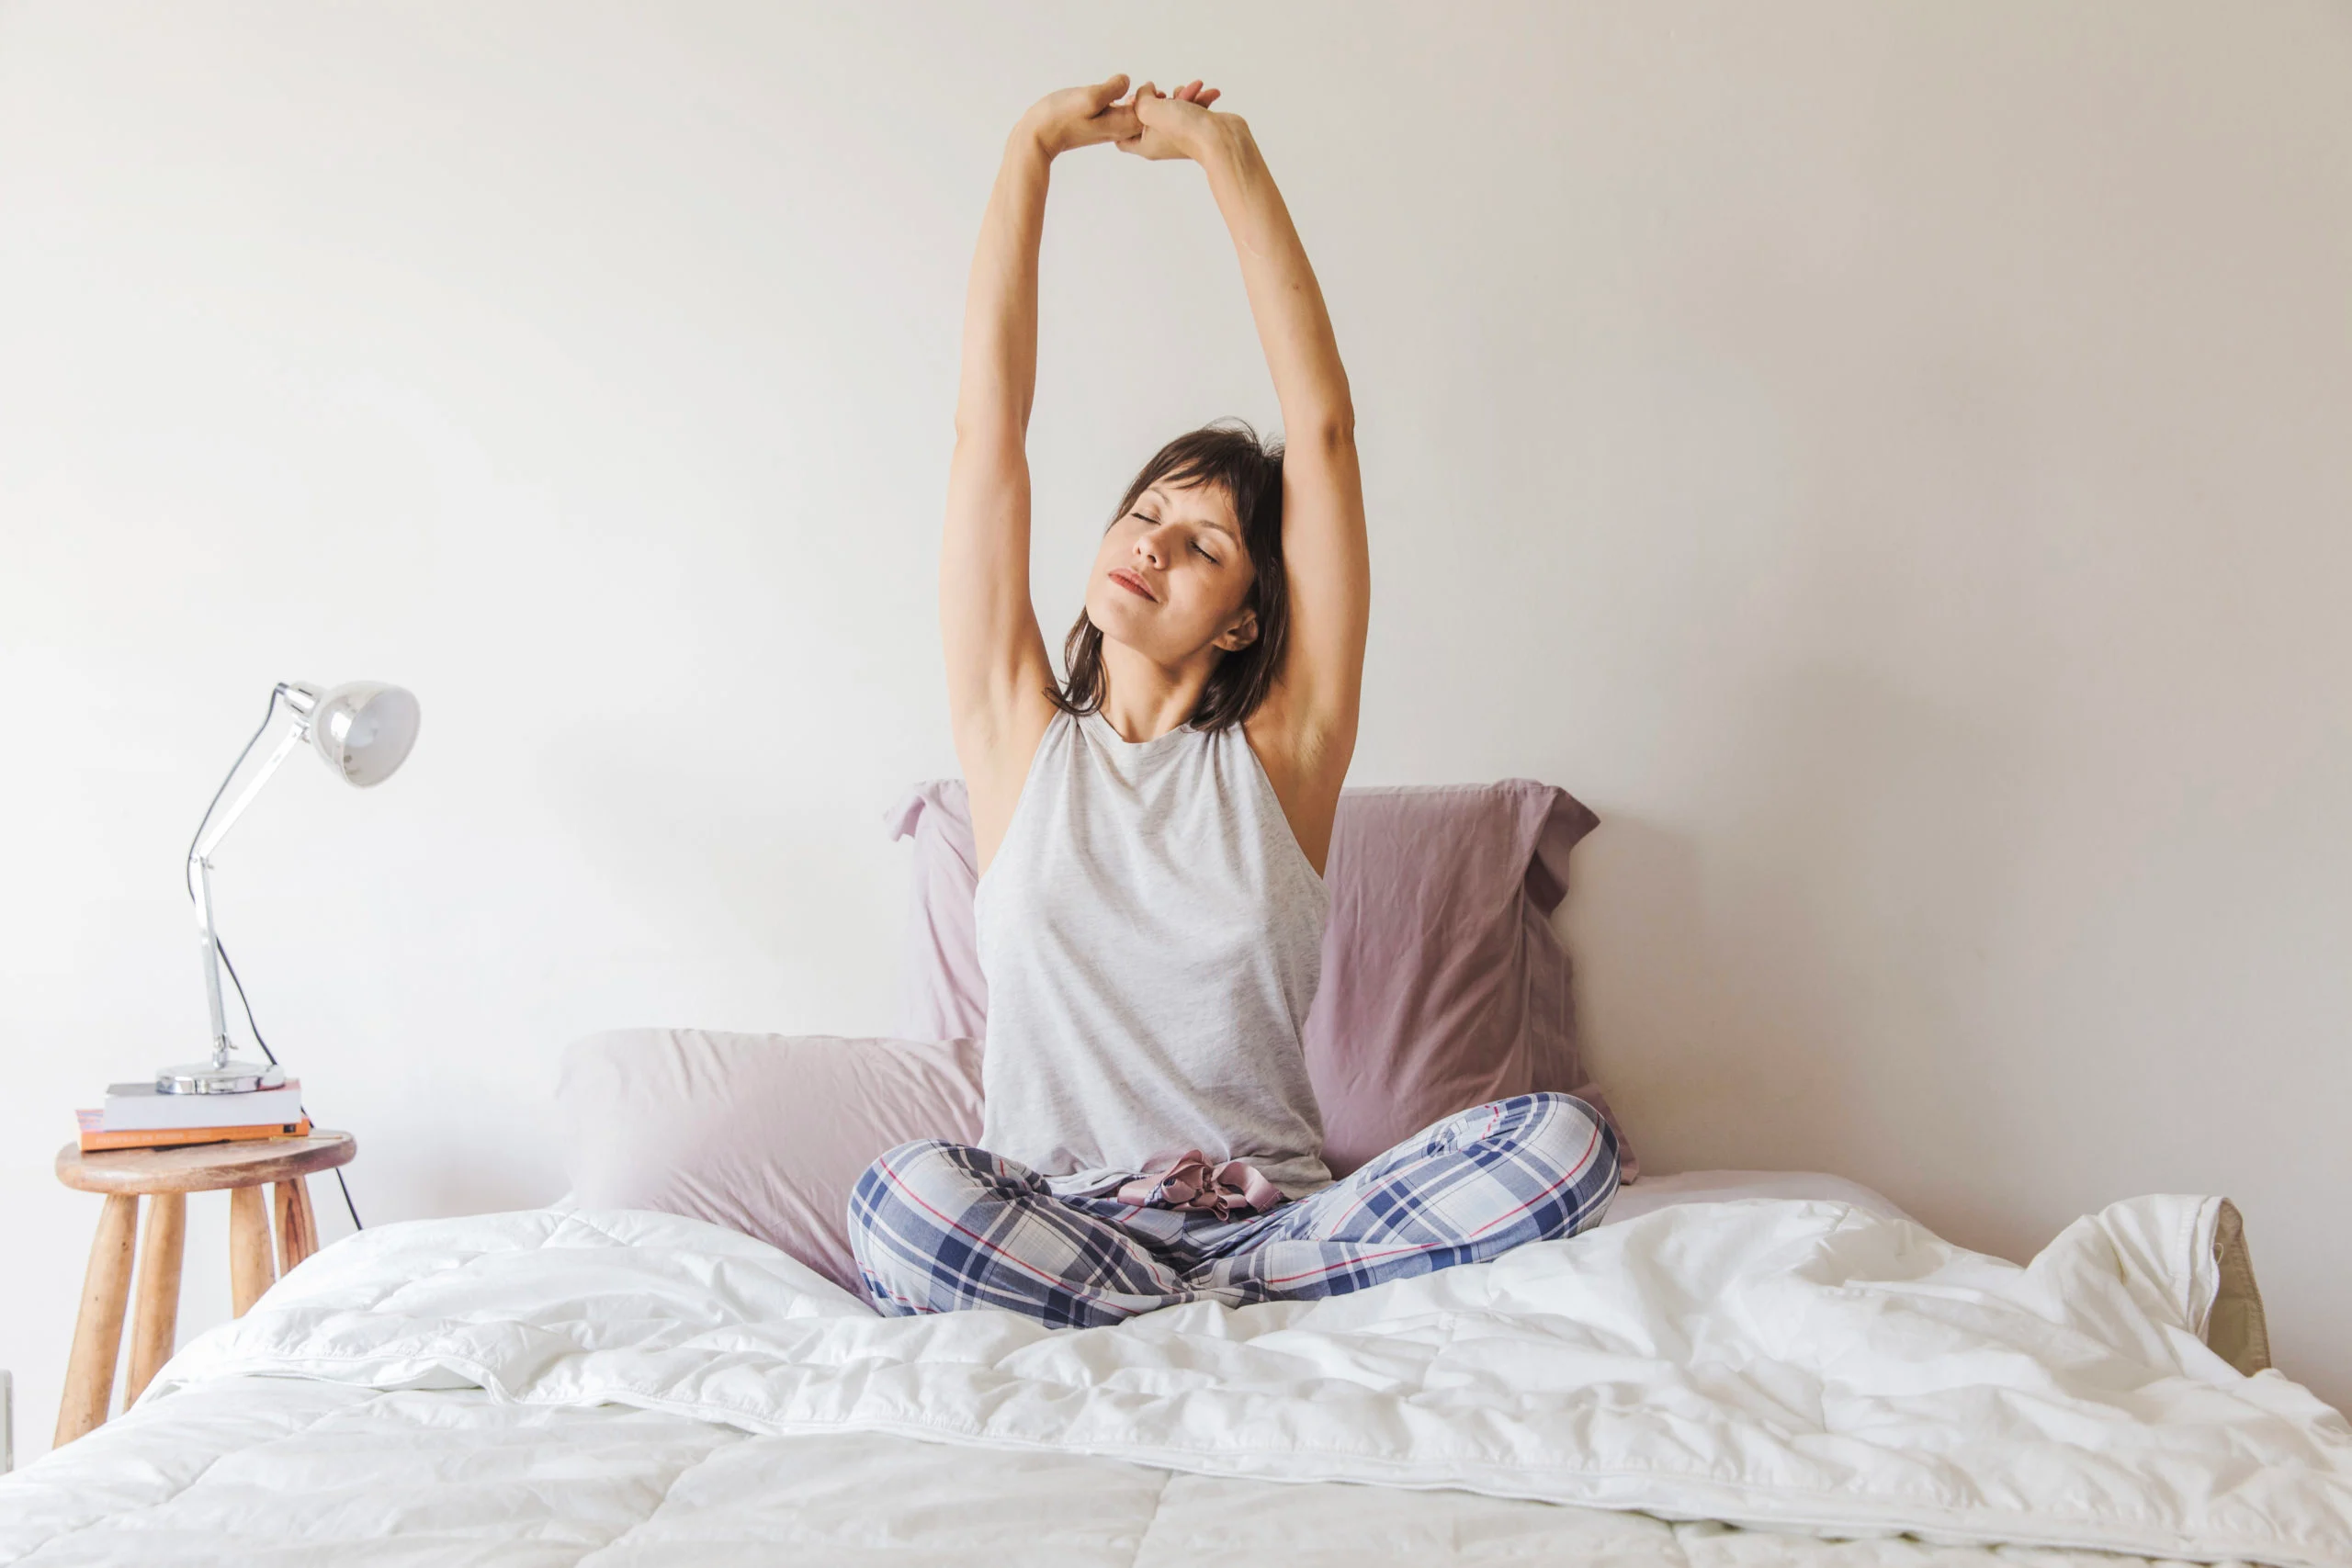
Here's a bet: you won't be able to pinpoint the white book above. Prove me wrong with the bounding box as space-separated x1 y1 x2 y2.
102 1078 304 1131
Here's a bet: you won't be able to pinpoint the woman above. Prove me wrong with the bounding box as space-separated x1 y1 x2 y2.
849 74 1619 1329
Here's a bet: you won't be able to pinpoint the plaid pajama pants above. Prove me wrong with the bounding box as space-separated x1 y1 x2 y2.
847 1091 1621 1329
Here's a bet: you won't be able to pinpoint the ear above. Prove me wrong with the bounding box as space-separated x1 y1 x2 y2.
1215 608 1261 652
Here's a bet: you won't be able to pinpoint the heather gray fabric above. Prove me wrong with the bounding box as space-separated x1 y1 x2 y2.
975 706 1336 1200
886 774 1639 1182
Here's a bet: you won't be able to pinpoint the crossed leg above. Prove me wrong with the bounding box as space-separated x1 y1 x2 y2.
847 1091 1621 1331
1182 1091 1621 1306
847 1138 1197 1327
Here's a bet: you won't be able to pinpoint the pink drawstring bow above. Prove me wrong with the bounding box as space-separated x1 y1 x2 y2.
1114 1149 1288 1220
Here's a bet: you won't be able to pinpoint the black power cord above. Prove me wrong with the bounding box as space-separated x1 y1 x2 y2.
182 688 364 1234
213 939 363 1233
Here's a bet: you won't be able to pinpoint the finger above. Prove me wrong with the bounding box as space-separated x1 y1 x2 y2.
1093 73 1130 108
1196 86 1221 107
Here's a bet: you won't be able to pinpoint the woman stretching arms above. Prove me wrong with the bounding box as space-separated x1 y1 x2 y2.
849 74 1620 1328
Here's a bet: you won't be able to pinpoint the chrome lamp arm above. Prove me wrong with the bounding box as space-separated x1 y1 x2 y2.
162 680 419 1095
179 683 319 1089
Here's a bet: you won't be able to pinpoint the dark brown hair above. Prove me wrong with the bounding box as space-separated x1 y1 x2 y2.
1050 419 1288 734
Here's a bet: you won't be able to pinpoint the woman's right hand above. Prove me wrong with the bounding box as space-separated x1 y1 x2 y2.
1018 73 1141 158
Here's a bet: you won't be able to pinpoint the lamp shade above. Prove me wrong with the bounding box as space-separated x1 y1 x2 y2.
307 681 421 786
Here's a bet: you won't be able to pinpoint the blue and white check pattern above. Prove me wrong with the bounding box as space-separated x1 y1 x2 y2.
848 1092 1622 1329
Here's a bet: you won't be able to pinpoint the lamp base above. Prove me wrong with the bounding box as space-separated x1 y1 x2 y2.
154 1057 288 1095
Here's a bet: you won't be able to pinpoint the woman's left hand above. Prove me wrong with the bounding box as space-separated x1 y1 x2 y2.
1116 79 1231 162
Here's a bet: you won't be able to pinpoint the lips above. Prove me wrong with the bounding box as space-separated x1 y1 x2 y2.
1109 568 1157 602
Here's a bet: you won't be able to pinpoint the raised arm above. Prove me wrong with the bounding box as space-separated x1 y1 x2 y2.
942 77 1136 864
1124 85 1370 798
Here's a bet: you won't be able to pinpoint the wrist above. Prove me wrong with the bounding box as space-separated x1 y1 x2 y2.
1189 114 1255 172
1009 113 1060 164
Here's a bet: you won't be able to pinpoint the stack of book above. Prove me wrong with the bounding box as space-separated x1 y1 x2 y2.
75 1078 310 1153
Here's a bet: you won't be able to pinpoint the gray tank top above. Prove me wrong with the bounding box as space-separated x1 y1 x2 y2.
974 705 1335 1201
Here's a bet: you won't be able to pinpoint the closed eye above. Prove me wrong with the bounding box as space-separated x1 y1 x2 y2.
1134 509 1216 561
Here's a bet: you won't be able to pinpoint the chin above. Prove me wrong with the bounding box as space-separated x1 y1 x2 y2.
1087 590 1146 639
1091 583 1213 660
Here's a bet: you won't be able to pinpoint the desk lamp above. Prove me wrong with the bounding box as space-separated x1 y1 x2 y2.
161 680 421 1095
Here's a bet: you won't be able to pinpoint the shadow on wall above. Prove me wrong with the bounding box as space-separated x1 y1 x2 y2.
1560 661 2032 1253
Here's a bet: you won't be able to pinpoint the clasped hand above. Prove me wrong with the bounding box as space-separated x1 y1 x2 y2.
1023 73 1228 162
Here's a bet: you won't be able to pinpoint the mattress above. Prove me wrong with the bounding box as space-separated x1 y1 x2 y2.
2 1172 2337 1568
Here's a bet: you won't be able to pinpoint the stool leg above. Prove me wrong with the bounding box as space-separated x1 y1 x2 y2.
292 1178 319 1261
273 1177 317 1272
125 1190 187 1406
55 1192 139 1447
228 1184 276 1316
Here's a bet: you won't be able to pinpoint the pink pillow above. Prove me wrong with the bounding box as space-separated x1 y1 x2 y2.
881 784 989 1043
557 1029 984 1295
885 776 1637 1181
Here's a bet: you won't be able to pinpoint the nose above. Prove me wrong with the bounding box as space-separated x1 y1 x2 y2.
1134 526 1167 569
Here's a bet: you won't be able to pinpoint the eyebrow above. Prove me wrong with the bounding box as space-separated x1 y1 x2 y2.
1142 485 1242 542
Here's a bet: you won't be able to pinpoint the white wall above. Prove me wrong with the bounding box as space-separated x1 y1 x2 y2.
3 1 2346 1461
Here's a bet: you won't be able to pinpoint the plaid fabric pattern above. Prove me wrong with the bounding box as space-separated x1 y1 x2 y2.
848 1091 1621 1330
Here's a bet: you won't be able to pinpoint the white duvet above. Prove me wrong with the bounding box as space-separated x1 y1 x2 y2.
7 1193 2350 1567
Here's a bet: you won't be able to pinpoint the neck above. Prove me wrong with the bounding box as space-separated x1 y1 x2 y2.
1095 636 1218 742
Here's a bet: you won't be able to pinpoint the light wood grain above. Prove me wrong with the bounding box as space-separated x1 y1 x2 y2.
274 1177 317 1273
227 1183 275 1316
56 1132 355 1196
54 1129 358 1443
125 1190 187 1405
54 1192 138 1446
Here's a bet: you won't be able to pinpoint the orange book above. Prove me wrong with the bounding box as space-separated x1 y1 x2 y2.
75 1110 311 1153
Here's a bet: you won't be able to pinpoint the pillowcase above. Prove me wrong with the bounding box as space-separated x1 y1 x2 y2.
557 1029 983 1296
885 776 1637 1180
881 784 989 1043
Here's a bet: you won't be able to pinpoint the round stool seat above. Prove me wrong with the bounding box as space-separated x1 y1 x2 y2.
51 1130 356 1449
55 1132 356 1195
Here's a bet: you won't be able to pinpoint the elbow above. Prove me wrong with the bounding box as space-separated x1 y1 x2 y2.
1301 409 1356 453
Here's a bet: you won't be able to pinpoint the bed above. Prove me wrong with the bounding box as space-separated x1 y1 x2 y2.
7 781 2343 1564
0 1172 2331 1566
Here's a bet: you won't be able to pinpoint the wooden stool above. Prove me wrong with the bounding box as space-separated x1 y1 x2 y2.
51 1132 356 1447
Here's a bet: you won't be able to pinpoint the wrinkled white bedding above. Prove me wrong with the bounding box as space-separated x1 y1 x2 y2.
0 1381 2256 1568
6 1193 2348 1567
